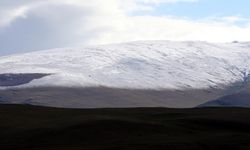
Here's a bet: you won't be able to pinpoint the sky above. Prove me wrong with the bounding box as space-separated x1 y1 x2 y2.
0 0 250 55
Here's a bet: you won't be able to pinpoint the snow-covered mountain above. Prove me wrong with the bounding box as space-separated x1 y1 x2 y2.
0 41 250 89
0 41 250 108
199 79 250 107
199 93 250 107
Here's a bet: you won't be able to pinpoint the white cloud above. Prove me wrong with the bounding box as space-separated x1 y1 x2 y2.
221 16 248 24
134 0 198 4
0 0 249 55
116 0 199 12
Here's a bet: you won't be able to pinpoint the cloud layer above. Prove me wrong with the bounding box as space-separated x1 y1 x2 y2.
0 0 249 55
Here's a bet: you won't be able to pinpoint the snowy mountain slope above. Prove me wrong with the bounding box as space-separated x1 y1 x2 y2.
0 41 250 90
199 76 250 107
199 93 250 107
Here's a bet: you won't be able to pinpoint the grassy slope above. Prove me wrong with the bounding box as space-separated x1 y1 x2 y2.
1 105 250 150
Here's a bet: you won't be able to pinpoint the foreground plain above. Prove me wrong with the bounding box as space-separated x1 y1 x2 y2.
1 104 250 150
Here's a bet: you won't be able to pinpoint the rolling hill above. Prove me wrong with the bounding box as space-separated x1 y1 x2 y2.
0 41 250 108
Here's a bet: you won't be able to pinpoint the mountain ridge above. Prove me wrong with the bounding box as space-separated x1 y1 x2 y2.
0 41 250 108
0 41 249 90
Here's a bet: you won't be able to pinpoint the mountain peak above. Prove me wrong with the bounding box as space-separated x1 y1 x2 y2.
0 41 249 90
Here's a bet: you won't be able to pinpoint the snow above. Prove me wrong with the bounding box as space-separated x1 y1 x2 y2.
0 41 250 89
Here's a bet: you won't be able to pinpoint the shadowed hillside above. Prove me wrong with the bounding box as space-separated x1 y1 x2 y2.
200 80 250 107
0 73 50 86
1 104 250 150
0 86 225 108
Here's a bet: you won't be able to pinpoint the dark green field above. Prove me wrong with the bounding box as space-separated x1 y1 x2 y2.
1 105 250 150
